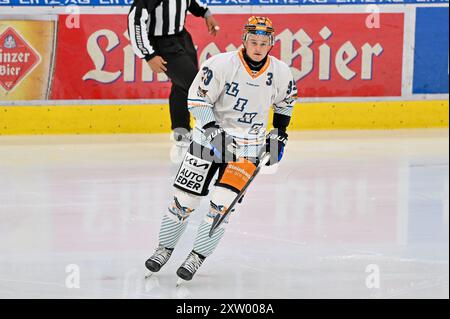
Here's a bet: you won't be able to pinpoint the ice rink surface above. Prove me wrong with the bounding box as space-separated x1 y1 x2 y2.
0 129 448 299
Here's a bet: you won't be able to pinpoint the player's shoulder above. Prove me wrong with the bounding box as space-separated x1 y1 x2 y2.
200 52 239 80
269 55 291 73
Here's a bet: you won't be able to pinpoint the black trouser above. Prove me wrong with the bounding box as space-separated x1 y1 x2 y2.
151 29 198 131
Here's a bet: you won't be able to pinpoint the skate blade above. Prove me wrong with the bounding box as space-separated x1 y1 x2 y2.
175 281 191 298
176 278 187 287
144 270 155 279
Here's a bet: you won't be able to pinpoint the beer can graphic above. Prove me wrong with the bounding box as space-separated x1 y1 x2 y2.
0 16 57 100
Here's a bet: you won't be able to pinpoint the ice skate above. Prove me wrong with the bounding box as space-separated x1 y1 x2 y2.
176 251 205 281
145 245 174 274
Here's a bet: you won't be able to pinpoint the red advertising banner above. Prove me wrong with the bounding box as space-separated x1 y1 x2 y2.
51 13 404 100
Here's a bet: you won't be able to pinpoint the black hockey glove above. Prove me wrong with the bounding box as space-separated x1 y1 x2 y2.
265 129 288 166
203 122 238 163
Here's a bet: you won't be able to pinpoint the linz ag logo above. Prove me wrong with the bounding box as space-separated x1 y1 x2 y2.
0 27 40 92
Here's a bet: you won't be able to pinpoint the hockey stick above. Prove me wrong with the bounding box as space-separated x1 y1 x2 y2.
208 151 271 237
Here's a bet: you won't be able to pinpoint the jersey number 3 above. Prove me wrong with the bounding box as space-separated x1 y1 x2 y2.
266 72 273 86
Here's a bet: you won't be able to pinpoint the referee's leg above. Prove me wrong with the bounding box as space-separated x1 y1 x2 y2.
163 45 198 132
169 84 191 132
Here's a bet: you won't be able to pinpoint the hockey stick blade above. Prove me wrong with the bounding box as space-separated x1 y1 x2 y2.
208 152 271 237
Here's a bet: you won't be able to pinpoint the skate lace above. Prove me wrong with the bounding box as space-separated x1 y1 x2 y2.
182 252 203 274
151 246 172 265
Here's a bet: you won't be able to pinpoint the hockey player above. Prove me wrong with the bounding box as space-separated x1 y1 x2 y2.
145 16 298 281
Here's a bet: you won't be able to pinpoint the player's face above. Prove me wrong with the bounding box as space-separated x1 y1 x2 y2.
244 34 272 62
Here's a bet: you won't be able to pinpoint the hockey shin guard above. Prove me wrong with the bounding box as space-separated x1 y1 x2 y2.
192 187 237 257
159 190 200 249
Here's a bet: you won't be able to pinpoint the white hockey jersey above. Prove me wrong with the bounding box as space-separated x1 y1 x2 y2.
187 49 297 157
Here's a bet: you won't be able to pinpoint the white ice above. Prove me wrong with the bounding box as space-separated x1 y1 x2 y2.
0 129 448 299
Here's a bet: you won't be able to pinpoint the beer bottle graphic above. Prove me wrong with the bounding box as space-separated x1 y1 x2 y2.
0 16 57 100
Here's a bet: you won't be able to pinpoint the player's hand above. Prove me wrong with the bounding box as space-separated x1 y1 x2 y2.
265 129 288 166
147 55 167 73
203 122 237 163
205 15 220 36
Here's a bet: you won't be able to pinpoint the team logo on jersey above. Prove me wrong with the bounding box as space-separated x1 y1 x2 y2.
249 123 263 135
238 112 257 124
197 86 208 98
0 27 40 92
225 82 240 97
283 96 296 105
233 97 248 112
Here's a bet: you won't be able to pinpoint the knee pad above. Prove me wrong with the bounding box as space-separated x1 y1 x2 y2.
206 187 240 225
167 188 201 222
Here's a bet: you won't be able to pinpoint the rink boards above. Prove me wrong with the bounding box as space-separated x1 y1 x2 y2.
1 100 447 134
0 2 448 133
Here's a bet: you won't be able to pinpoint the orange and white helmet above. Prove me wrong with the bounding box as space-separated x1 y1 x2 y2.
242 16 275 46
